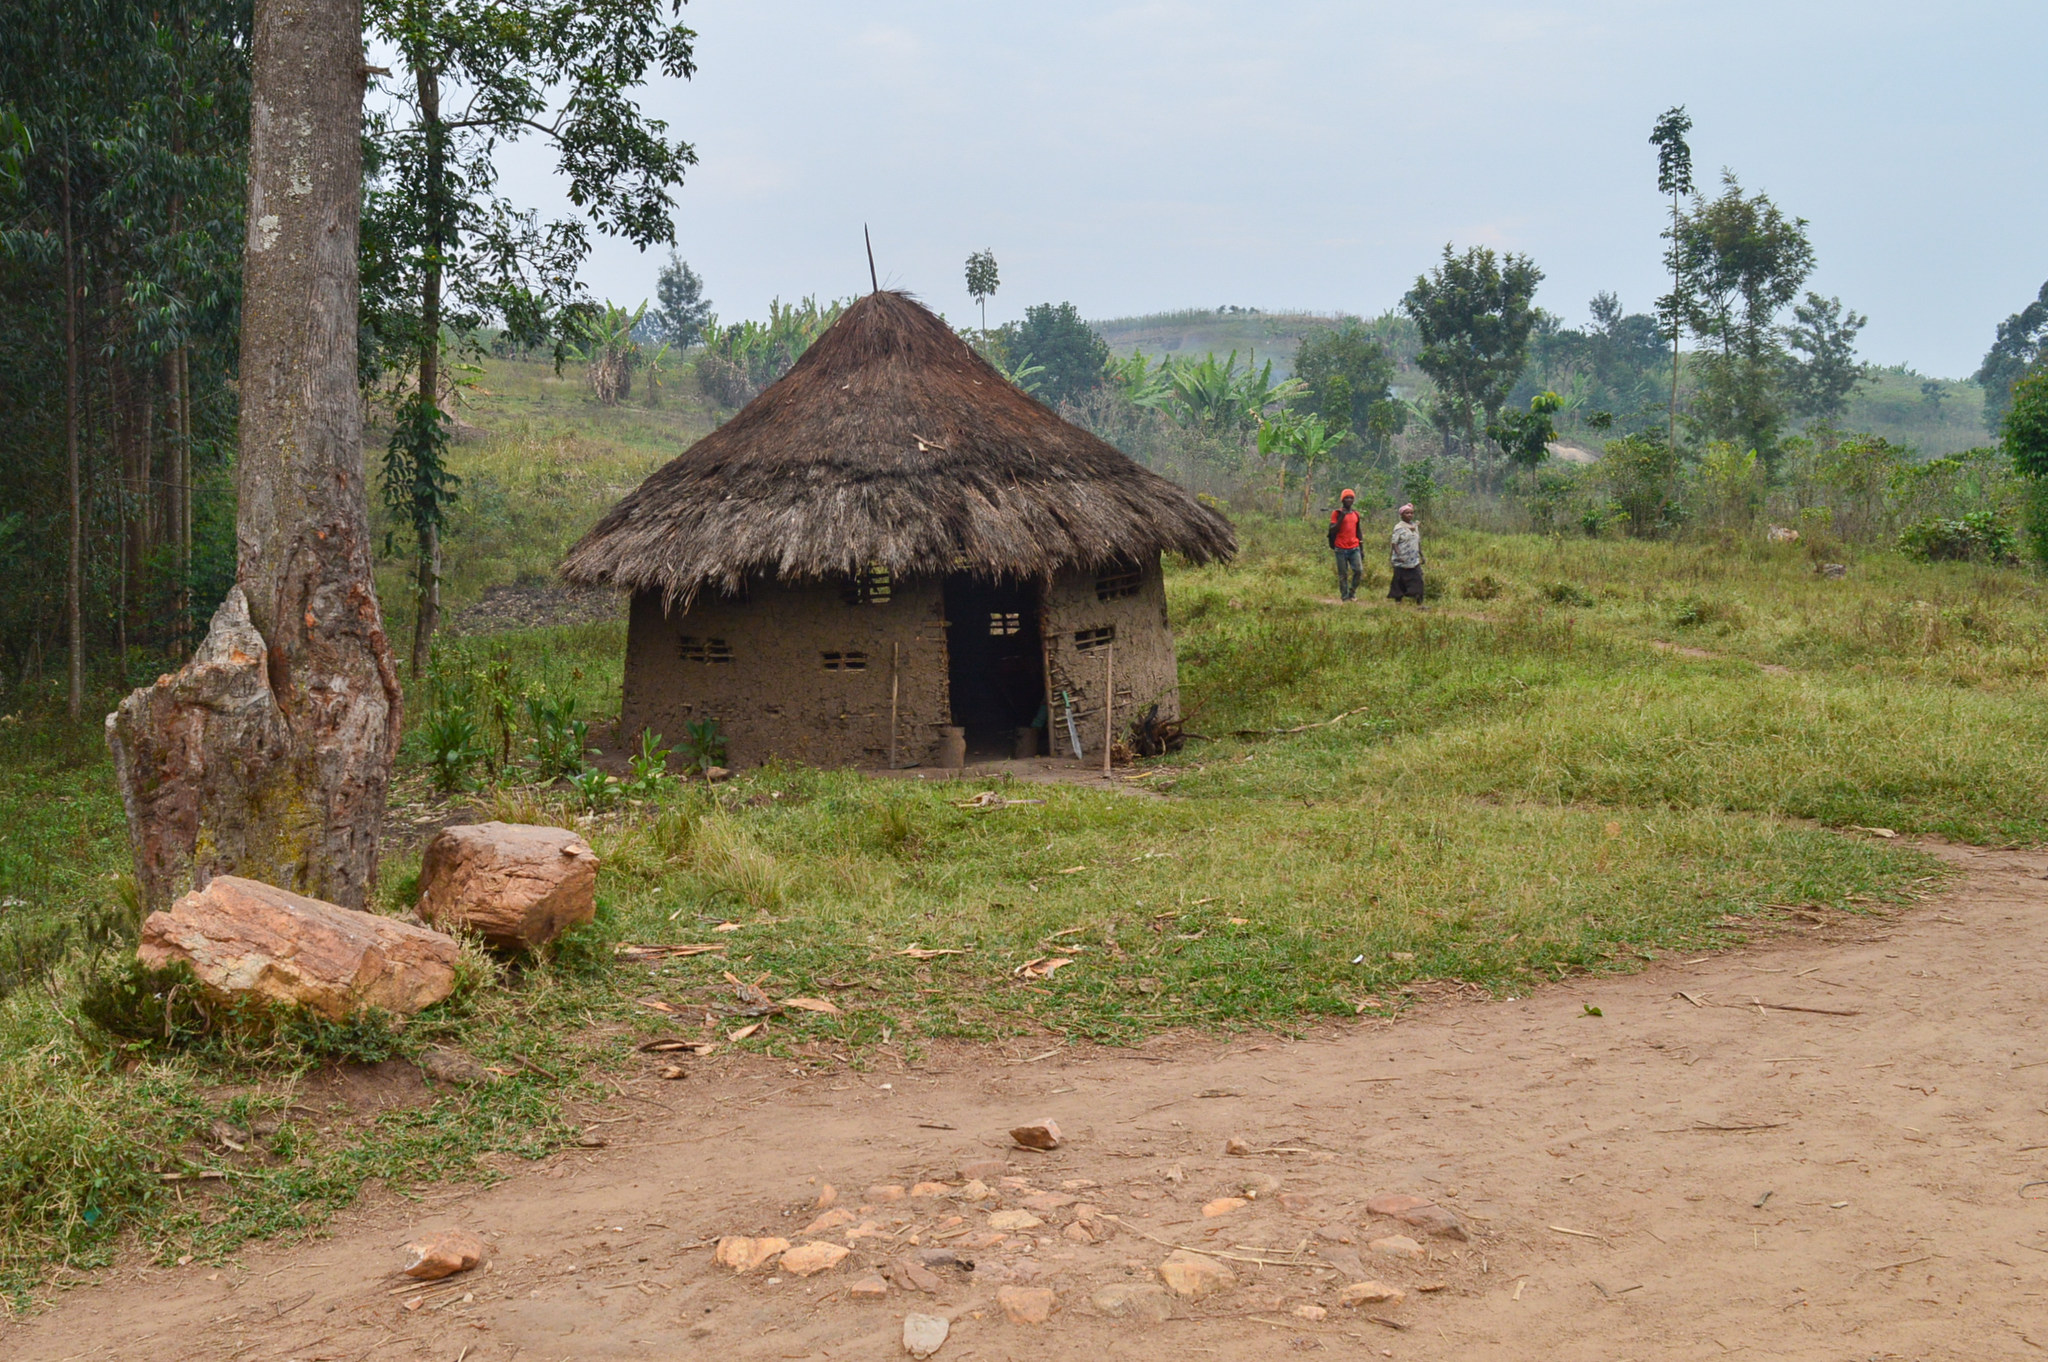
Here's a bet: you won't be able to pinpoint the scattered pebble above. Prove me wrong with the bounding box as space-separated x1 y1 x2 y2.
402 1229 487 1281
1338 1280 1406 1307
1294 1304 1328 1321
1010 1120 1062 1151
997 1285 1055 1325
1091 1282 1175 1322
714 1236 790 1273
903 1312 949 1358
1369 1235 1425 1260
987 1209 1043 1231
778 1242 849 1276
1202 1197 1250 1218
848 1275 890 1300
1157 1249 1236 1300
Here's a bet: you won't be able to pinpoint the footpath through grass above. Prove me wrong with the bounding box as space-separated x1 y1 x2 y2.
2 514 2041 1297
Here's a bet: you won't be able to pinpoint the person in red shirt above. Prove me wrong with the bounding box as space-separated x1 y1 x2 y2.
1327 488 1365 601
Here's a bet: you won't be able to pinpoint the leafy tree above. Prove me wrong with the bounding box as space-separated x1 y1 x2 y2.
1402 244 1545 479
996 302 1108 409
363 0 699 674
1781 292 1868 422
2007 370 2048 480
1975 280 2048 429
1650 106 1695 453
1488 391 1564 468
1670 171 1814 465
1293 320 1396 437
651 252 711 347
965 248 998 338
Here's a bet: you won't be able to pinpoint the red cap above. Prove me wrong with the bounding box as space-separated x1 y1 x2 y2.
1340 488 1356 499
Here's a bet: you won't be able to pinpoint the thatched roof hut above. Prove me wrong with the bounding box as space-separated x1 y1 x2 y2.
563 290 1234 771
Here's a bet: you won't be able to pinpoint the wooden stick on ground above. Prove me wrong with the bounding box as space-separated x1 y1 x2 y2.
1102 643 1114 777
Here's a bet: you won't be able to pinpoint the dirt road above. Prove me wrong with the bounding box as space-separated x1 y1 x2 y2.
10 842 2047 1361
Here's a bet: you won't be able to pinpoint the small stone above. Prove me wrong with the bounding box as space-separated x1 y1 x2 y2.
868 1184 908 1203
997 1285 1055 1325
800 1208 855 1236
848 1275 890 1300
417 1046 496 1086
402 1229 487 1280
714 1236 791 1272
1010 1120 1062 1151
1224 1136 1254 1156
958 1157 1008 1181
1294 1304 1328 1321
1202 1197 1249 1218
917 1249 971 1271
1315 1224 1354 1245
1337 1280 1406 1307
911 1181 951 1198
779 1241 850 1276
987 1209 1043 1231
1021 1191 1076 1212
962 1232 1007 1250
1369 1235 1425 1260
888 1258 945 1293
1415 1280 1448 1293
902 1312 949 1358
815 1183 838 1209
1366 1193 1468 1240
1062 1222 1097 1245
704 765 732 782
1157 1249 1236 1300
1321 1248 1366 1280
1091 1282 1174 1322
956 1179 993 1202
1279 1193 1319 1215
1238 1173 1282 1198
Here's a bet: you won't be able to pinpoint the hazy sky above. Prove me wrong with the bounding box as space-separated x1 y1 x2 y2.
492 0 2047 379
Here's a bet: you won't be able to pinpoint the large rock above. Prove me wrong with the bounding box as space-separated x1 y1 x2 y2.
415 822 598 949
138 875 460 1019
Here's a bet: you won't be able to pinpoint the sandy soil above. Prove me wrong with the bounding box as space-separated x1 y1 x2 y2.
9 841 2047 1362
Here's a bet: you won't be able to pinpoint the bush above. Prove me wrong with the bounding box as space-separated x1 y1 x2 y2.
1670 596 1742 629
1540 581 1595 608
525 694 589 779
423 705 486 794
1896 511 2019 564
1459 573 1504 601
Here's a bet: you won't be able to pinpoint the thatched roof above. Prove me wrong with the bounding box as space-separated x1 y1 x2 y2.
560 290 1236 602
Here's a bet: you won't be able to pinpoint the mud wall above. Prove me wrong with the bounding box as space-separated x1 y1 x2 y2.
620 577 951 769
1041 554 1180 760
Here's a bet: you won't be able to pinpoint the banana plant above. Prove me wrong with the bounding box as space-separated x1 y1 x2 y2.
993 350 1047 395
1258 412 1348 516
1104 350 1174 410
566 300 649 404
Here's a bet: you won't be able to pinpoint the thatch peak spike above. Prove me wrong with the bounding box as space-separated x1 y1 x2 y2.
561 290 1235 598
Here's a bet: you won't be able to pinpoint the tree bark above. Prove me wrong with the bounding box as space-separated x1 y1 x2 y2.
409 51 444 678
62 158 82 721
110 0 401 912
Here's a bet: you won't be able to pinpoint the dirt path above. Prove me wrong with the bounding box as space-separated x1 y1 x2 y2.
11 843 2047 1361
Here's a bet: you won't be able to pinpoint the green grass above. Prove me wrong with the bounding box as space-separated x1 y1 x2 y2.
4 457 2042 1300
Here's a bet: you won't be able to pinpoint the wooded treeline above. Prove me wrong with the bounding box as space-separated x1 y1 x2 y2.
1 0 250 716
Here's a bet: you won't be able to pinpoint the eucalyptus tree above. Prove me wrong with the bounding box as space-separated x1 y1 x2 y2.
1649 106 1693 453
364 0 698 674
1976 280 2048 429
1782 292 1868 422
965 248 998 338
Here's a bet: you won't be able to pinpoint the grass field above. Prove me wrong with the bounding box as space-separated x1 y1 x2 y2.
1 366 2040 1300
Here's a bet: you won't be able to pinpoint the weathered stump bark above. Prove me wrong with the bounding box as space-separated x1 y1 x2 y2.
107 0 400 911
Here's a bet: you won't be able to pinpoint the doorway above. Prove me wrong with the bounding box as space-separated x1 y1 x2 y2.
943 575 1045 759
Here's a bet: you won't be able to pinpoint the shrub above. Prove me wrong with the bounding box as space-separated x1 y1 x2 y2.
1459 573 1504 601
423 706 487 794
678 717 727 774
1670 596 1742 629
1896 511 2018 564
623 730 677 800
525 695 589 779
1540 581 1595 608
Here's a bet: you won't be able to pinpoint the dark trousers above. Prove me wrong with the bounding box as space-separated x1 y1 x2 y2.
1389 564 1425 602
1333 547 1363 599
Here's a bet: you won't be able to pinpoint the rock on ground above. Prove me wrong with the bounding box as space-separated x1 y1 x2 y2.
137 875 459 1019
997 1285 1055 1324
1091 1283 1175 1322
403 1230 487 1280
1369 1234 1425 1259
1009 1119 1061 1150
1365 1192 1468 1239
414 822 598 950
902 1312 949 1358
1157 1250 1236 1300
778 1242 848 1276
713 1237 789 1272
1337 1280 1405 1306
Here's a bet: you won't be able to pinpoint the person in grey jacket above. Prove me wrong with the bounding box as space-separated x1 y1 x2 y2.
1388 503 1425 606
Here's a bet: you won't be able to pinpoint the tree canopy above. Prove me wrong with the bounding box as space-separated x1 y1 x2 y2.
997 302 1108 409
1976 280 2048 430
1402 244 1544 472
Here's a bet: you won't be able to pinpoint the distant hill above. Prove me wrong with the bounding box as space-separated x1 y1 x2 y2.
1091 308 1349 378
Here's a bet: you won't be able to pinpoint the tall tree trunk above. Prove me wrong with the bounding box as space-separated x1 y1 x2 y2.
109 0 401 912
61 160 82 721
1668 189 1681 453
409 55 444 678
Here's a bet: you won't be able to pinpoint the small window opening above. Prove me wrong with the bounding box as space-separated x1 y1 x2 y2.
988 611 1022 636
821 650 869 671
1073 626 1116 652
842 564 892 606
1095 567 1142 601
679 636 734 664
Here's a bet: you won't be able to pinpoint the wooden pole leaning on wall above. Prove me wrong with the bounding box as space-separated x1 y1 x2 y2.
888 641 901 770
1101 643 1114 778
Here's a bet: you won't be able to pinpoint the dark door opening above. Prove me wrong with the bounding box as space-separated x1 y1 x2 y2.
943 575 1045 758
